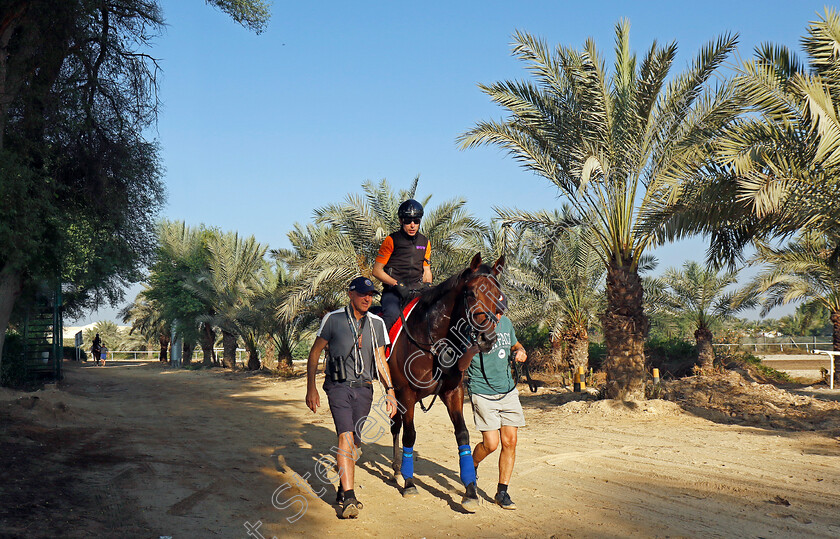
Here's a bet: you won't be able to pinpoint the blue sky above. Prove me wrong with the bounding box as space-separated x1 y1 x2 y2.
72 0 828 325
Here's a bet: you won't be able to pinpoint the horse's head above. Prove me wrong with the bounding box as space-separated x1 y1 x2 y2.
461 252 506 353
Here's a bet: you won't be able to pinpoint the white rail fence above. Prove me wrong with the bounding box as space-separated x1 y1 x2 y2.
713 337 833 353
96 348 250 366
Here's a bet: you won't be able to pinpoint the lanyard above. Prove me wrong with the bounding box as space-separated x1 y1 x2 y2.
345 307 367 376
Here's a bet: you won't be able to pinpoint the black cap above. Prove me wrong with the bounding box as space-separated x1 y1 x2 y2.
348 276 379 295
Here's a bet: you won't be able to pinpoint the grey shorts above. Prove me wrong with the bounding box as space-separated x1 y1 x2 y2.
323 379 374 446
471 388 526 431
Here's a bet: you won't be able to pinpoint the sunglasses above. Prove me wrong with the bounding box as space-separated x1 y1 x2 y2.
401 218 421 225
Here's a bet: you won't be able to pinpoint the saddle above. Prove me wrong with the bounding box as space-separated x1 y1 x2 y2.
385 297 420 359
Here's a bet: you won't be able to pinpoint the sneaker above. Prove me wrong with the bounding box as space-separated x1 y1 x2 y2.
494 490 516 510
340 497 362 519
335 485 344 505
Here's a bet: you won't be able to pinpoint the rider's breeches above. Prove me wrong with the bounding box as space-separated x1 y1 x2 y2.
380 291 401 329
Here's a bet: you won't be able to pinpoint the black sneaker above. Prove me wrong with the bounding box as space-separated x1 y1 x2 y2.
494 490 516 510
335 485 344 505
340 497 362 519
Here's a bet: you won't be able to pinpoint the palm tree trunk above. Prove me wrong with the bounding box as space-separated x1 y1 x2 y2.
247 346 260 371
182 341 193 366
832 311 840 352
158 333 170 362
221 330 237 369
549 337 564 371
695 325 714 371
200 323 216 366
602 263 649 400
278 352 293 369
566 326 589 372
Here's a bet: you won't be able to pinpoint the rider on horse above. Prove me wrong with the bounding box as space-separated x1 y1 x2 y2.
372 199 432 329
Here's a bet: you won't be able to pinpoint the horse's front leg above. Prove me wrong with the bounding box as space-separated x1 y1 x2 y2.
442 385 479 511
400 396 419 497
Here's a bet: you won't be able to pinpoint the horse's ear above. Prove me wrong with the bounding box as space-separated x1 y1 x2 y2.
469 252 482 272
492 255 505 276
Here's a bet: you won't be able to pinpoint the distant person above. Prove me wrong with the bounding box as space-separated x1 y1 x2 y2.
466 293 527 510
99 345 108 366
305 277 397 519
91 333 101 364
372 199 432 329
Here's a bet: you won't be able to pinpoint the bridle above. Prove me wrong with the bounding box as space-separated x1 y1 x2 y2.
399 272 500 354
462 285 499 347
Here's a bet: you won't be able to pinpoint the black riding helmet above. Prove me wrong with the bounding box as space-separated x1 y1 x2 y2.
398 199 424 220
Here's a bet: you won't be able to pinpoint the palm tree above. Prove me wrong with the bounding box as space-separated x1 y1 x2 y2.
695 9 840 264
83 320 122 351
460 22 739 398
121 289 171 362
278 178 486 318
659 261 740 370
742 232 840 352
192 232 269 369
259 259 318 370
144 221 218 366
778 302 831 337
496 207 604 371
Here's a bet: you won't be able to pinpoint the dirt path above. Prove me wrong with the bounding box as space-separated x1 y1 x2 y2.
2 361 840 538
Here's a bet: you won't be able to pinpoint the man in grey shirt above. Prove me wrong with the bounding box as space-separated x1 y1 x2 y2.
306 276 397 519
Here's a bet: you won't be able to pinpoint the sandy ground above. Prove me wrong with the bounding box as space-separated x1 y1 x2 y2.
2 361 840 538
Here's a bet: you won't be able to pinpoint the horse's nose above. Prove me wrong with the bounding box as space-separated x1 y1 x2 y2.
478 332 496 351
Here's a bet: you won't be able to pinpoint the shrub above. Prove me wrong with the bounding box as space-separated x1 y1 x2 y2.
588 341 606 371
517 324 551 353
645 337 697 378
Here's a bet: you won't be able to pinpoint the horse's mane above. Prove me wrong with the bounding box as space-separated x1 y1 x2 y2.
416 263 496 313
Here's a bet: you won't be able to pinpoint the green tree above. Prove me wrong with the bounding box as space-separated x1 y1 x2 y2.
689 9 840 265
659 261 740 370
778 302 832 337
121 288 171 362
742 232 840 351
260 260 318 370
0 0 270 365
143 221 218 365
460 23 739 398
192 232 268 369
83 320 121 351
497 207 604 371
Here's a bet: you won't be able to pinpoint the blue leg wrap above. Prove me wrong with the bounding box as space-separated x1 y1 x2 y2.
458 444 476 485
401 447 414 480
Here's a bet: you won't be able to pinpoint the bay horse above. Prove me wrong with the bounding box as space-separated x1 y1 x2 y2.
388 253 505 511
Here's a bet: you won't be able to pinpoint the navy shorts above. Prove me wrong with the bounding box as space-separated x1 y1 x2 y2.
323 379 374 446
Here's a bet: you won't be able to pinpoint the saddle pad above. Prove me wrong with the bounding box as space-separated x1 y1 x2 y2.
386 297 421 359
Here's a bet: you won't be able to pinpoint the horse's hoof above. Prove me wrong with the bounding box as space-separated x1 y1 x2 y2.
460 494 479 512
402 485 419 497
461 482 479 512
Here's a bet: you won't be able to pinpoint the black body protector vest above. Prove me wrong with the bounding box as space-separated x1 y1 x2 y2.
384 229 428 287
